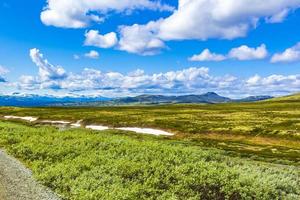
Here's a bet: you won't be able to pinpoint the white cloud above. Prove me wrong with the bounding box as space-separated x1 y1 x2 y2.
228 44 268 60
84 30 118 48
246 74 261 86
116 0 300 55
189 44 268 62
271 42 300 63
118 21 166 55
19 49 238 93
189 49 226 61
40 0 173 28
245 74 300 96
158 0 300 41
84 50 100 59
18 75 39 90
29 48 67 82
16 48 300 97
65 67 239 94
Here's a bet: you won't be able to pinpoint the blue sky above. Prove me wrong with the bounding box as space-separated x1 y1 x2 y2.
0 0 300 97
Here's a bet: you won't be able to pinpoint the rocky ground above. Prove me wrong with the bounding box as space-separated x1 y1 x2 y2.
0 149 60 200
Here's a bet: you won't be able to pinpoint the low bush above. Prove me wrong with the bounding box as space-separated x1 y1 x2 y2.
0 121 299 200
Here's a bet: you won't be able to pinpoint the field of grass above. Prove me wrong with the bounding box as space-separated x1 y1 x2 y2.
0 121 299 200
1 97 300 164
1 99 300 139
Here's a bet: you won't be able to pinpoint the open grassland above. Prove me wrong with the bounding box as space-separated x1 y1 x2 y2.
0 121 299 200
0 98 300 164
1 100 300 139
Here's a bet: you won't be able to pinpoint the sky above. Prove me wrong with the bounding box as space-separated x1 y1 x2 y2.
0 0 300 98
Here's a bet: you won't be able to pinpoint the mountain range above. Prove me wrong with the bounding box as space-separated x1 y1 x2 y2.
0 94 111 107
113 92 232 104
0 92 273 107
113 93 273 104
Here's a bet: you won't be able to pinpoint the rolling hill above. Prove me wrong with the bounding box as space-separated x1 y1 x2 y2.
266 93 300 102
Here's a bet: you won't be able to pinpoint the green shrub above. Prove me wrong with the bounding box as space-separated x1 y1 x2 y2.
0 121 299 200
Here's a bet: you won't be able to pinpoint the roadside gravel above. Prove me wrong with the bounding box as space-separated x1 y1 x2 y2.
0 149 60 200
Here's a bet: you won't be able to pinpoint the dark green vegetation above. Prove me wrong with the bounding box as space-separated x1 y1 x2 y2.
0 121 299 200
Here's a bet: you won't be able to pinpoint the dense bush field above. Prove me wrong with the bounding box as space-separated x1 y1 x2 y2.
0 121 299 200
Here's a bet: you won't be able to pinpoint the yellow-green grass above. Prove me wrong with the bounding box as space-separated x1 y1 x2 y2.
266 93 300 102
1 102 300 139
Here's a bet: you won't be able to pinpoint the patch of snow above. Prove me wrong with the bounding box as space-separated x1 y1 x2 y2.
4 116 38 122
116 127 174 136
86 125 109 131
3 115 174 136
40 120 71 124
71 120 82 128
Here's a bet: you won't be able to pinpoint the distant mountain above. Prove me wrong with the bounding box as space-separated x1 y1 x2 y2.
113 92 231 104
234 95 273 102
0 92 274 107
0 94 111 107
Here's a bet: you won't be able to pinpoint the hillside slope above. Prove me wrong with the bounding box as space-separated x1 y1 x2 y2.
266 93 300 102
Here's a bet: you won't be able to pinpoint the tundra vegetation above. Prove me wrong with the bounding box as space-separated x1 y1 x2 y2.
0 94 300 199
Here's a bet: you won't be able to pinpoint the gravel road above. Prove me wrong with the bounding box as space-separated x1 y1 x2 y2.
0 149 60 200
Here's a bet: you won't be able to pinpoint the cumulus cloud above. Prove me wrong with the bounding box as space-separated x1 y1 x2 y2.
246 75 261 86
40 0 173 28
18 75 39 90
84 50 100 59
228 44 268 60
19 49 239 93
118 21 166 55
245 74 300 96
271 42 300 63
34 66 239 94
116 0 300 55
84 30 118 48
30 48 67 82
19 49 68 90
16 48 300 97
158 0 300 40
189 44 268 62
189 49 226 62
